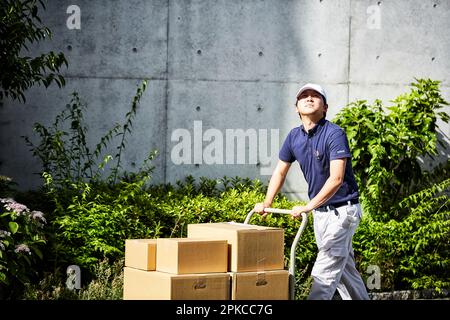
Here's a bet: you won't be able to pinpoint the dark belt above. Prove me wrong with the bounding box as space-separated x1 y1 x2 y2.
315 198 359 212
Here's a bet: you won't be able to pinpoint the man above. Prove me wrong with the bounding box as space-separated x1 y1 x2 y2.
253 83 369 300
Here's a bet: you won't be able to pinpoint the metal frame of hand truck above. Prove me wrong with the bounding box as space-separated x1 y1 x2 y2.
244 208 309 300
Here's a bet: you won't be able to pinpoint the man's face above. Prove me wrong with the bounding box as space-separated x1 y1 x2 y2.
295 89 327 118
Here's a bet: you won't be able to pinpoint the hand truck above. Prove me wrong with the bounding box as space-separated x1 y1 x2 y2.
244 208 309 300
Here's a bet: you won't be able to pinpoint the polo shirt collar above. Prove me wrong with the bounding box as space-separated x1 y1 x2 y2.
300 117 327 137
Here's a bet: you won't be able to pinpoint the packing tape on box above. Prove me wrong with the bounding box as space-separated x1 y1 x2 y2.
193 277 207 290
255 272 268 286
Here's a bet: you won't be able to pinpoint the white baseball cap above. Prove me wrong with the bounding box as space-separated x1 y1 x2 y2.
295 83 327 104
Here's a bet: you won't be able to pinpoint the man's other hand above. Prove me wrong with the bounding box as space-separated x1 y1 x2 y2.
253 202 270 218
291 205 310 219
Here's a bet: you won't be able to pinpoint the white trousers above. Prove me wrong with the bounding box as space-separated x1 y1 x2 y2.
308 203 369 300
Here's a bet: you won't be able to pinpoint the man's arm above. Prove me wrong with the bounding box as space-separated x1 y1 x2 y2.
254 160 291 216
292 158 346 217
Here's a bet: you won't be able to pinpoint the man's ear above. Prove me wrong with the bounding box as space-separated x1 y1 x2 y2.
295 104 302 119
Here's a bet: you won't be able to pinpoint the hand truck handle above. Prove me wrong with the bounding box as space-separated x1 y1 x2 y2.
244 208 309 300
244 207 292 223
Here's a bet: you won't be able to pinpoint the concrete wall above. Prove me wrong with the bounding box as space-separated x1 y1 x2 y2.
1 0 449 201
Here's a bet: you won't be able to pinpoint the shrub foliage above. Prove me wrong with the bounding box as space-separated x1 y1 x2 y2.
0 0 67 102
333 78 449 221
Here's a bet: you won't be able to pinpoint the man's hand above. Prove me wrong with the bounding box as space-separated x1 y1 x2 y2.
291 205 311 219
253 202 270 218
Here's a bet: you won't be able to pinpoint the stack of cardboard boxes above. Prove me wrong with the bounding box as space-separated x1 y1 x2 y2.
123 222 289 300
123 238 230 299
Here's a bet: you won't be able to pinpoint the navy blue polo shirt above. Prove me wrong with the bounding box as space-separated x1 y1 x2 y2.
279 118 359 206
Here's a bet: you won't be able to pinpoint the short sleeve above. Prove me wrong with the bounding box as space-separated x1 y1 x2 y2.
279 130 296 163
328 129 352 160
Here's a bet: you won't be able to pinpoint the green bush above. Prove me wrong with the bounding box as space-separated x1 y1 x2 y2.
333 78 449 292
77 258 124 300
0 197 47 298
51 177 165 269
23 258 123 300
22 270 79 300
333 78 449 221
354 178 450 291
0 0 67 102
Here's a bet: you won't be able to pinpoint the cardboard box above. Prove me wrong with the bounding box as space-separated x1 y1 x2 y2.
156 238 228 274
123 267 230 300
125 239 157 271
231 270 289 300
187 222 284 272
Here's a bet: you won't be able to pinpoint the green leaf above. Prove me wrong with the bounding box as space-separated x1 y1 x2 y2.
0 272 7 284
33 247 44 260
9 222 19 234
